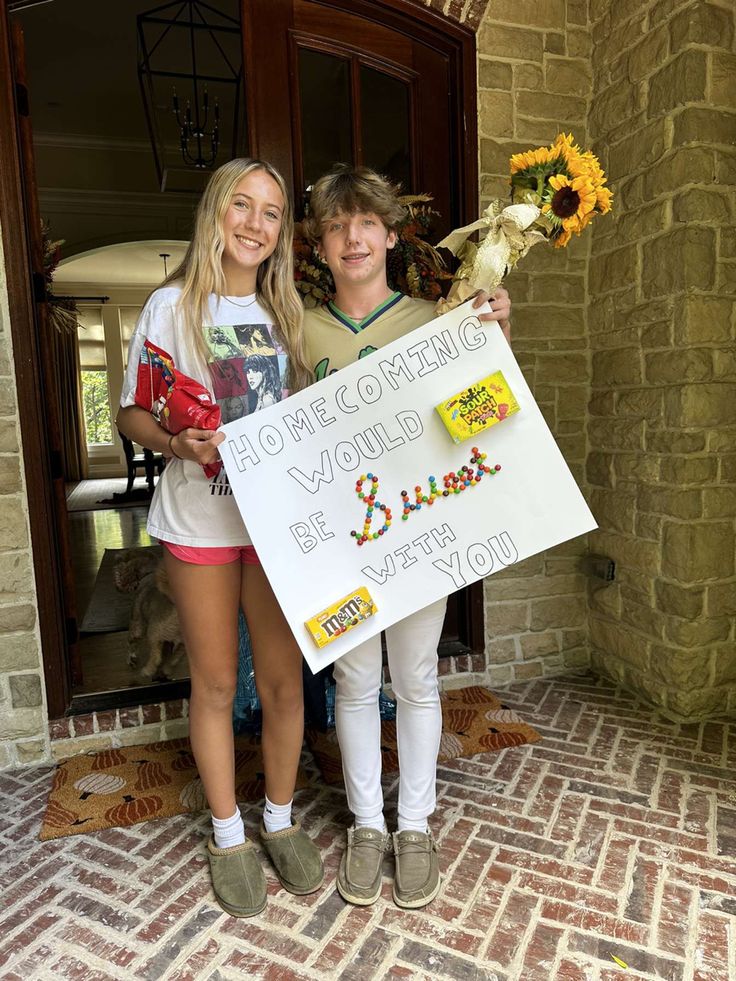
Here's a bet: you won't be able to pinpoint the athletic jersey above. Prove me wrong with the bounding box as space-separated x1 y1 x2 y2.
303 292 436 379
120 285 289 547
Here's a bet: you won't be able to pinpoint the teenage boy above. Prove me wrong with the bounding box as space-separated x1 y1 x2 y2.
303 165 511 909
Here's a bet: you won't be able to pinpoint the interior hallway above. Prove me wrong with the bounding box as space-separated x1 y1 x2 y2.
1 673 734 981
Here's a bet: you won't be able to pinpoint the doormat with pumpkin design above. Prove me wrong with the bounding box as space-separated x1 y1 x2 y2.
38 733 302 841
39 687 539 840
305 685 541 786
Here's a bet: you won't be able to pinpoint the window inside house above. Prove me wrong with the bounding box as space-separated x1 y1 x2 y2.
360 65 411 190
119 306 142 370
77 306 112 445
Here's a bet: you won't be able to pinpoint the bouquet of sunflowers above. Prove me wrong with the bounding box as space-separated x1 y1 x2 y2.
436 133 612 310
510 132 612 246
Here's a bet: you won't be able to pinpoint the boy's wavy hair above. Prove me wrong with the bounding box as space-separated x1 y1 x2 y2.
302 164 406 242
162 157 312 393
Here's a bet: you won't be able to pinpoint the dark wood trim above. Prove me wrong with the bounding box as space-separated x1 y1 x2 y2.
70 680 191 716
314 0 475 45
466 580 485 654
287 31 307 207
242 0 294 182
350 54 363 167
456 24 479 227
0 5 71 717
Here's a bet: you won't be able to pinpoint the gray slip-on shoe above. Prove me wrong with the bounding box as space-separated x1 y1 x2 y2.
392 829 441 909
207 836 267 917
260 821 324 895
337 826 390 906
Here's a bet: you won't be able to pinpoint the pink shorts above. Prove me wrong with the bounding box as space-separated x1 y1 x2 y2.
162 542 260 566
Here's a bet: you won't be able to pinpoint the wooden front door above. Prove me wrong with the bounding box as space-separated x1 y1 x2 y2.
242 0 477 234
242 0 483 656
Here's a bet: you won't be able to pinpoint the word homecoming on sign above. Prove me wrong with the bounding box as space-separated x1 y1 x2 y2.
225 316 489 488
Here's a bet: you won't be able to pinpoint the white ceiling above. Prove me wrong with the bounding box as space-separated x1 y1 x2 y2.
55 239 188 286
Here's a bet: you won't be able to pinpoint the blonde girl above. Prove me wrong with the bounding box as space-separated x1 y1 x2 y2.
117 158 321 917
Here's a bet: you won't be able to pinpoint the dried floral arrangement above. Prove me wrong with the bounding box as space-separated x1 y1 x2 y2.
42 222 79 334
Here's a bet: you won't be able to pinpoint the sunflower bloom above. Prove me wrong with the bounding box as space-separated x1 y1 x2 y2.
543 173 597 229
553 226 573 248
510 145 562 175
554 132 582 154
578 151 605 182
553 132 583 169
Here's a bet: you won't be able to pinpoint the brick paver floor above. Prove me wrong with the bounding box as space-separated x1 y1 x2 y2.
1 673 734 980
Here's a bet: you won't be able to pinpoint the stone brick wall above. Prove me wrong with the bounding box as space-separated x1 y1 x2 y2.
0 226 50 768
586 0 736 717
477 0 593 688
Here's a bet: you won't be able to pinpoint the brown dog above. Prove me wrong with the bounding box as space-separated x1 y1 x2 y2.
113 550 186 681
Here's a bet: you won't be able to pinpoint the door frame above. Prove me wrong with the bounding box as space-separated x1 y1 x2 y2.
1 0 482 722
0 2 70 718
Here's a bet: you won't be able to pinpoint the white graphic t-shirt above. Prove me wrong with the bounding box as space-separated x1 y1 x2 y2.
120 285 288 547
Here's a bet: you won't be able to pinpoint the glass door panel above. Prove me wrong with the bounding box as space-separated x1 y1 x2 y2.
297 47 352 188
360 65 411 190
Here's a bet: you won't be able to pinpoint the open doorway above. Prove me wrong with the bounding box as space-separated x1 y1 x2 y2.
7 0 479 717
11 0 243 705
53 241 189 695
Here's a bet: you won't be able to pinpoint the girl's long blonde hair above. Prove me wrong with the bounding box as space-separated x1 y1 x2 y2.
162 158 312 393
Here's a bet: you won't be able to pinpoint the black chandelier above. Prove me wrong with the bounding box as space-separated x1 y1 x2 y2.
137 1 245 191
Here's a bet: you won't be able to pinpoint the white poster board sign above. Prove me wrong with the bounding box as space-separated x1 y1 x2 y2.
220 301 596 673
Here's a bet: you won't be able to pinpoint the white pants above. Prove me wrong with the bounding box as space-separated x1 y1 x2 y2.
332 597 447 825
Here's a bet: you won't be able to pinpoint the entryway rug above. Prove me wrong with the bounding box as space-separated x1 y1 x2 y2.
306 685 541 784
40 734 308 841
79 545 162 634
39 687 540 841
66 478 154 512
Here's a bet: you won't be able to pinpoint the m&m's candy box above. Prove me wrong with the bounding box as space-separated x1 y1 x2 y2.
305 586 377 648
435 370 519 444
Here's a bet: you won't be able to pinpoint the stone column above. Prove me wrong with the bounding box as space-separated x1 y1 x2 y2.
477 0 593 685
587 0 736 717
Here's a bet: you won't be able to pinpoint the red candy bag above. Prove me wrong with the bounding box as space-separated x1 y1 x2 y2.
135 339 222 478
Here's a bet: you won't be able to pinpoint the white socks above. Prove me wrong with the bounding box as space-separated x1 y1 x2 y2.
211 799 295 843
355 811 387 833
263 795 292 833
212 808 246 849
398 815 430 834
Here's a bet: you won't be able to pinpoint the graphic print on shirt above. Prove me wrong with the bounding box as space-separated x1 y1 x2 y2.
209 465 233 497
202 321 289 496
234 324 277 358
235 325 286 413
210 357 248 399
206 325 243 361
